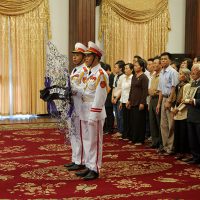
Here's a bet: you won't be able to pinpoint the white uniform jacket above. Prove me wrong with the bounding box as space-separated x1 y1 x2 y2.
70 64 88 115
80 64 109 121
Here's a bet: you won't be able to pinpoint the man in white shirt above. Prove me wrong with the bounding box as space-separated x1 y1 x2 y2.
112 60 125 136
145 58 155 140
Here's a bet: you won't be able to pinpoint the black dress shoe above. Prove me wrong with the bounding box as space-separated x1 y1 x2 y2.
67 164 85 171
145 144 157 149
182 157 193 162
75 168 90 177
83 170 99 180
64 162 75 168
187 160 200 164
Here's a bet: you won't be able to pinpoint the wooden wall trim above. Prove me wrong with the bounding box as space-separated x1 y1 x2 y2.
68 0 96 71
185 0 200 57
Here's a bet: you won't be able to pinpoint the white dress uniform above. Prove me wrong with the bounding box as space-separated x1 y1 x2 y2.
80 63 108 173
69 43 88 166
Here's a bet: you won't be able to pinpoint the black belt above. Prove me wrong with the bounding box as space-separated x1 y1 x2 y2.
162 94 170 98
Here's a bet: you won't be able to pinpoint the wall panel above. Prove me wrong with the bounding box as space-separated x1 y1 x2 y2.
185 0 200 57
69 0 96 70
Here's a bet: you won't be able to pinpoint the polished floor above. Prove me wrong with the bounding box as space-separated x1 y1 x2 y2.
0 115 56 125
0 115 57 131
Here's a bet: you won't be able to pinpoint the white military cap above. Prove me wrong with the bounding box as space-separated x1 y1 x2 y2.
72 42 87 53
84 41 103 57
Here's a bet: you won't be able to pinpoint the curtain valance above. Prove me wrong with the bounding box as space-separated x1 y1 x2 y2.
105 0 168 23
0 0 43 16
99 0 170 66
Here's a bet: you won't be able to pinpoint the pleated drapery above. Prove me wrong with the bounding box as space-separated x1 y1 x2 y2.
99 0 170 66
0 0 51 115
0 15 9 115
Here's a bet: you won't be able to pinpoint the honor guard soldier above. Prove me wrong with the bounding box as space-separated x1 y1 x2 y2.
64 42 88 171
75 41 109 180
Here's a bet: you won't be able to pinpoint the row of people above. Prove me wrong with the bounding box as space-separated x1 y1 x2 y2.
171 56 200 71
103 52 200 166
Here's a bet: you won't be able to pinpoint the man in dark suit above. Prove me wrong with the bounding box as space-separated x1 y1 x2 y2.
102 64 115 134
185 64 200 165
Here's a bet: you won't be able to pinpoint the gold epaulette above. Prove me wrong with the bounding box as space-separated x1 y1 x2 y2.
79 67 87 84
95 69 109 93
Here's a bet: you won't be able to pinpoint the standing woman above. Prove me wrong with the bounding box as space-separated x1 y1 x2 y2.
127 59 149 144
119 63 134 140
179 58 193 71
193 56 200 65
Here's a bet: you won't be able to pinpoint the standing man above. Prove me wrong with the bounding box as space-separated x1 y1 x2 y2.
185 64 200 165
102 64 115 134
112 60 125 137
148 56 162 149
75 41 108 180
156 52 179 155
64 43 88 171
145 58 155 140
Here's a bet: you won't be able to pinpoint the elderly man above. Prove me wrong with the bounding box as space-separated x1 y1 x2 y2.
184 64 200 165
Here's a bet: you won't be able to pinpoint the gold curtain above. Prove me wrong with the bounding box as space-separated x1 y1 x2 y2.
0 0 51 115
0 15 9 115
99 0 170 66
0 0 43 16
11 0 50 115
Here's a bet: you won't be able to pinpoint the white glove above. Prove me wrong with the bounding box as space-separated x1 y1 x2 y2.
71 88 77 96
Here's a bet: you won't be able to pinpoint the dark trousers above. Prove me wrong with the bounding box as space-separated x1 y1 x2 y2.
122 103 131 139
174 119 190 154
149 97 162 147
104 106 114 133
187 122 200 162
145 108 151 138
130 105 146 143
113 102 123 133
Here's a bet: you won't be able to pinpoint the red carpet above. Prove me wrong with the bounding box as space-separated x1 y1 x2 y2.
0 128 200 199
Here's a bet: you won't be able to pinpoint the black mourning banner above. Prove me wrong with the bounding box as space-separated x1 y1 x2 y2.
40 85 71 102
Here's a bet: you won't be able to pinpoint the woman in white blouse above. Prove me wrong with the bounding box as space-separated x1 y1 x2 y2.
119 63 134 140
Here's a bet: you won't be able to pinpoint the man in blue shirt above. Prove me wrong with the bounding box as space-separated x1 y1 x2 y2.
156 52 179 155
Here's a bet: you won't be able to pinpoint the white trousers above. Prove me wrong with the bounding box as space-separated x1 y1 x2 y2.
81 119 104 173
70 117 84 165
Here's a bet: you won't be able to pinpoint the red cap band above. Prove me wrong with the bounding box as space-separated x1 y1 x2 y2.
88 47 102 57
76 48 85 53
